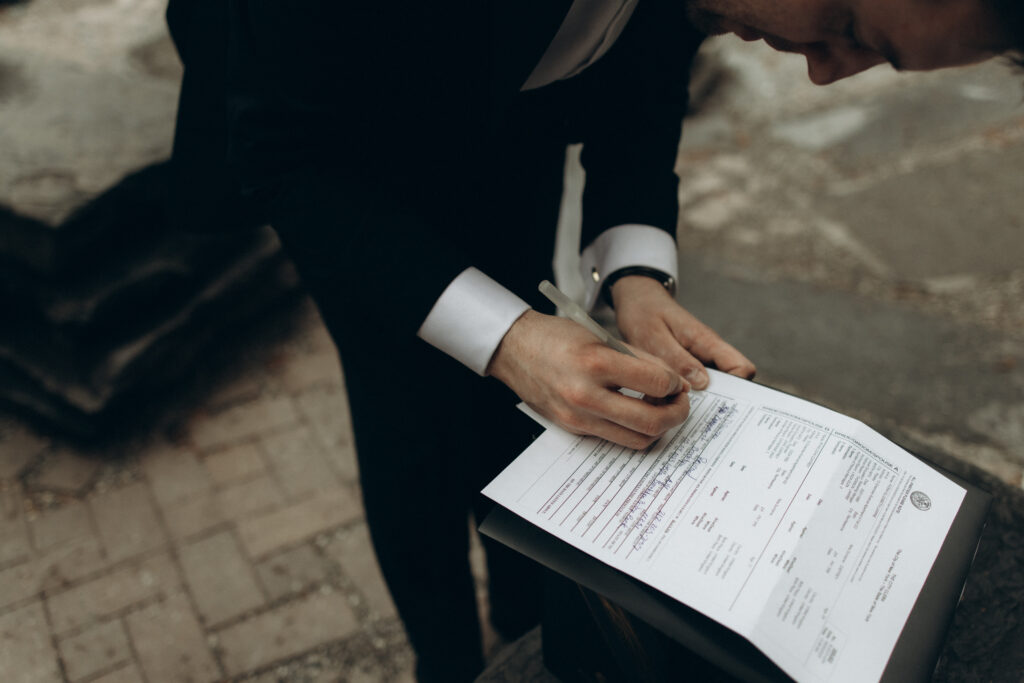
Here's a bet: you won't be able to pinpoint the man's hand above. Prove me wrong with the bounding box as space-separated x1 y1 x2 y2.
488 310 691 450
611 275 756 389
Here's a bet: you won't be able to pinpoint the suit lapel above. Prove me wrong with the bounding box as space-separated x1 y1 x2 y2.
489 0 574 114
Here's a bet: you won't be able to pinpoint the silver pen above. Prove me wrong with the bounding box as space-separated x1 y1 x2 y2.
538 280 637 358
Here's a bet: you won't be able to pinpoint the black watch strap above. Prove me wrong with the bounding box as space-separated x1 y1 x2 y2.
601 266 677 307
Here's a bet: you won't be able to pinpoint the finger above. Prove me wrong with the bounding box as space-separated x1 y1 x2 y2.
692 332 756 379
559 409 675 451
665 316 756 380
582 388 691 438
633 322 714 389
592 350 690 399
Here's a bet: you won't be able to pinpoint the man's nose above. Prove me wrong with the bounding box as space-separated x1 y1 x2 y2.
805 45 887 85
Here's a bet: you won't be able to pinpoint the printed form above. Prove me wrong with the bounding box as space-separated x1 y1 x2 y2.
483 370 964 683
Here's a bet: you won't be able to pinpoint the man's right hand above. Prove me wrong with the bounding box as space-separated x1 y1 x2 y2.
487 310 692 450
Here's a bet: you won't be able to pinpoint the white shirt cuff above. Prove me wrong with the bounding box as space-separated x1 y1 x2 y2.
417 267 531 376
579 225 678 310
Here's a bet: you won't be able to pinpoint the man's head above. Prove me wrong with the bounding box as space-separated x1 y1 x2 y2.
686 0 1019 84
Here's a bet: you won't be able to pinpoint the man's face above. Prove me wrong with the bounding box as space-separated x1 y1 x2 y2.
687 0 1008 84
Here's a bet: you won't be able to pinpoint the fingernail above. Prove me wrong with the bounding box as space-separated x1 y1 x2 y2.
683 368 709 390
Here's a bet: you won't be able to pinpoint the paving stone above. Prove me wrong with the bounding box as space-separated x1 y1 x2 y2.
88 663 145 683
261 427 341 500
296 387 352 451
217 591 359 676
2 501 105 602
203 442 267 485
295 386 359 482
0 523 105 603
34 538 107 593
217 474 286 521
276 350 342 394
28 500 94 552
178 531 264 626
46 552 180 635
255 544 330 602
125 590 221 683
189 396 300 451
161 491 226 541
237 487 363 559
246 660 343 683
325 524 396 619
0 418 49 479
33 447 100 494
57 619 131 682
90 482 166 563
0 503 30 567
0 556 44 609
327 439 360 484
141 443 212 508
0 600 61 683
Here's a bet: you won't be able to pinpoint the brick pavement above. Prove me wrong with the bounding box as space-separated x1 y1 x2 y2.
0 298 420 683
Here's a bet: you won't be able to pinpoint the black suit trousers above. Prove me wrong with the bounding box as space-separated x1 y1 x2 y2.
267 89 572 682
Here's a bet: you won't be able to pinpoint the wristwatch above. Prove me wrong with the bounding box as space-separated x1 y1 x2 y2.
601 266 677 307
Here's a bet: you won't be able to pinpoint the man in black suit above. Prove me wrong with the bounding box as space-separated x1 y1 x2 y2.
166 1 1016 679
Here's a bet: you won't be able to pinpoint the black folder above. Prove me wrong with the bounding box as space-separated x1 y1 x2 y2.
480 463 991 682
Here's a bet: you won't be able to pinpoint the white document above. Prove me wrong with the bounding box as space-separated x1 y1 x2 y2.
484 370 964 683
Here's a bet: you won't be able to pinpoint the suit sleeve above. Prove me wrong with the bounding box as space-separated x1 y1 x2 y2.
223 1 502 343
569 0 704 249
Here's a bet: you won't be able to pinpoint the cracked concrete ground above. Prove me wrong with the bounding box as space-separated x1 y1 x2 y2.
1 33 1023 683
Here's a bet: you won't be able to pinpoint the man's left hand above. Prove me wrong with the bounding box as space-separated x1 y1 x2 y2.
611 275 756 390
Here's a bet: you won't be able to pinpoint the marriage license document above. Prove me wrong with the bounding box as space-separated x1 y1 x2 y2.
483 370 965 683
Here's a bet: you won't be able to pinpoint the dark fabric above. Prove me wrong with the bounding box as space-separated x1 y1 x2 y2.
170 0 704 340
268 92 567 682
167 1 706 679
166 0 261 233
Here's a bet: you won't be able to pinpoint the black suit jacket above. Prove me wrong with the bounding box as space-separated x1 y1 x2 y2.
167 0 704 342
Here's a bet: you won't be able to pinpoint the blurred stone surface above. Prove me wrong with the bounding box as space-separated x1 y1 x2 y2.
672 40 1024 477
0 0 298 437
0 600 62 683
0 0 180 270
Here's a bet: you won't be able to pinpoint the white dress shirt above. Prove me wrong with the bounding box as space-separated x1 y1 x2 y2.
417 0 679 376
